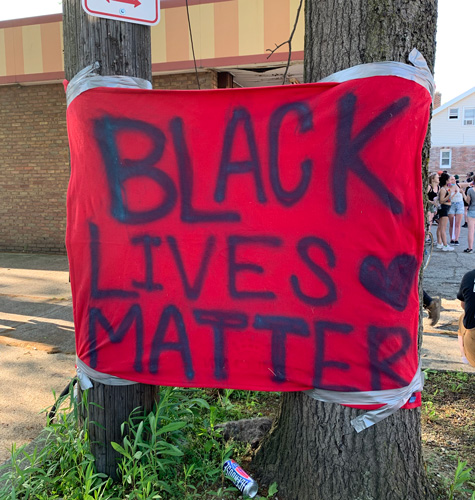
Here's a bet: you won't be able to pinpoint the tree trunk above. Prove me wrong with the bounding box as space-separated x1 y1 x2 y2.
62 0 158 480
252 1 437 499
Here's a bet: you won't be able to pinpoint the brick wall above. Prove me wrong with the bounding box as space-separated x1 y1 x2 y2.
153 71 218 90
429 146 475 177
0 71 217 254
0 83 69 253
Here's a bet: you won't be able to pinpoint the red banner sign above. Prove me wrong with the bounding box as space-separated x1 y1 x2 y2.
66 76 431 393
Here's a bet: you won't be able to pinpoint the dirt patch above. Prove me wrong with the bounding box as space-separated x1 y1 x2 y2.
0 345 75 464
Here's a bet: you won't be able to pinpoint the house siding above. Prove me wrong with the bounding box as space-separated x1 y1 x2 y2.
430 91 475 175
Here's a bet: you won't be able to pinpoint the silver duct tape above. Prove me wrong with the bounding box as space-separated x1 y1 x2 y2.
76 357 138 389
66 62 152 107
305 363 424 433
319 48 435 98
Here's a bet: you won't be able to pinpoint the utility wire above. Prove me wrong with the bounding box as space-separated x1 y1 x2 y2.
185 0 201 89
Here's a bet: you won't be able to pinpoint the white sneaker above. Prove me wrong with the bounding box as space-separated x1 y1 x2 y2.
436 243 443 249
442 245 454 251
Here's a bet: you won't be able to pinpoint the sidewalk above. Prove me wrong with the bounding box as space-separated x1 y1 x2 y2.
0 234 474 464
421 223 475 372
0 254 75 464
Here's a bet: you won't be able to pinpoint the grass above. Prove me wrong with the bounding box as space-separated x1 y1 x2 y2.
422 370 475 499
0 370 473 499
0 385 279 500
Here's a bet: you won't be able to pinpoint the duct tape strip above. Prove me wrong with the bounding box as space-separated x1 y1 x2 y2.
305 363 424 433
66 62 152 108
319 47 435 98
76 357 138 390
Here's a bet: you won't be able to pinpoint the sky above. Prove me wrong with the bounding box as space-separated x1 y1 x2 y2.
1 0 474 105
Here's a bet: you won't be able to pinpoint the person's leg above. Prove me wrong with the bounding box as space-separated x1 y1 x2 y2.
423 290 432 308
463 327 475 367
427 210 434 236
467 217 475 251
436 217 443 245
458 314 469 364
448 213 455 242
454 213 463 242
439 216 449 247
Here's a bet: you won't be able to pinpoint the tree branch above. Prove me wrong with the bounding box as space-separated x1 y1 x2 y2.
266 0 304 85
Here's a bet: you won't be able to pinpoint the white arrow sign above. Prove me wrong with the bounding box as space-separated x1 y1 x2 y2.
82 0 160 26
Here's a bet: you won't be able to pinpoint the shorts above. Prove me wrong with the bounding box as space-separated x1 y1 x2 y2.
449 201 464 215
458 313 475 367
438 204 450 218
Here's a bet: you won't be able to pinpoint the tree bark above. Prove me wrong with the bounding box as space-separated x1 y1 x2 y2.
62 0 158 480
253 1 437 499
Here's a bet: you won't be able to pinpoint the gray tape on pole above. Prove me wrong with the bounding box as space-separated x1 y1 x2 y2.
66 62 152 107
319 48 435 98
76 357 138 389
305 363 424 433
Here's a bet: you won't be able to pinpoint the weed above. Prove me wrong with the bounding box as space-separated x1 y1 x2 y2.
448 459 473 500
423 400 439 421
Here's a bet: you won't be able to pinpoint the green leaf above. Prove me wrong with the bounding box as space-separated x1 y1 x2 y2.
268 482 278 496
204 440 214 453
190 398 210 409
110 442 130 459
157 421 187 435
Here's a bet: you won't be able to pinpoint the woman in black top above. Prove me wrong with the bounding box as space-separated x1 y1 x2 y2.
427 172 439 234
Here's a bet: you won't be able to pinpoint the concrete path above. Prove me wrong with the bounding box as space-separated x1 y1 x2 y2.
0 254 75 463
0 225 474 463
421 223 475 372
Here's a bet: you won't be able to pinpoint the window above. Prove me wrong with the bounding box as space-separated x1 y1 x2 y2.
464 108 475 125
440 149 452 168
449 108 459 119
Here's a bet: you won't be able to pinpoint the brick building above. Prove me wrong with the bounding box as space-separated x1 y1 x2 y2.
0 0 304 253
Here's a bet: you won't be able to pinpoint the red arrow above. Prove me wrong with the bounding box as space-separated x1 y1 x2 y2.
106 0 141 7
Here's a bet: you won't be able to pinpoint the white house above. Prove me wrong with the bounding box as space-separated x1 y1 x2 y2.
429 87 475 175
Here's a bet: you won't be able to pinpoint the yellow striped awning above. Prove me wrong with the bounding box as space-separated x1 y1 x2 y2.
0 0 304 85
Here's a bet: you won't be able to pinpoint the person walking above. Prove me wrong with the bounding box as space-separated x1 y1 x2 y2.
426 173 439 234
448 175 464 245
436 173 454 252
462 181 475 253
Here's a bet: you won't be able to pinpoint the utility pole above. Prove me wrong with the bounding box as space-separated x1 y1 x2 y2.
62 0 158 479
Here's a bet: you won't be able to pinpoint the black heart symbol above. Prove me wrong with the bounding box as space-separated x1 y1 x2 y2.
359 254 418 311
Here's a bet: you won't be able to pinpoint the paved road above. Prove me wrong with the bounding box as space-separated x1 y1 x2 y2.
422 224 475 371
0 230 474 463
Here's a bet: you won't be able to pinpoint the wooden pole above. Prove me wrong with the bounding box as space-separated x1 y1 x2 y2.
62 1 158 479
